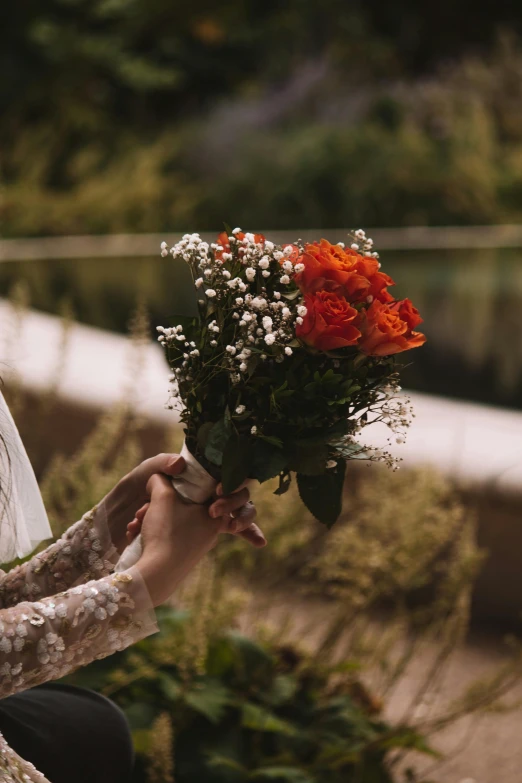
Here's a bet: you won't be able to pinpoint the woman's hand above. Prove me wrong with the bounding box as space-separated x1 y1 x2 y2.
136 475 264 605
102 454 187 553
126 483 266 550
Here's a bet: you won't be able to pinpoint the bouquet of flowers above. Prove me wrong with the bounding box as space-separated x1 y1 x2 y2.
157 228 426 527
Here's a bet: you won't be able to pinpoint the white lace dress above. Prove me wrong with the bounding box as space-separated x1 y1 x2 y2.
0 505 158 782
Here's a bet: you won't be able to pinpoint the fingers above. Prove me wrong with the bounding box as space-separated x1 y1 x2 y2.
209 487 251 519
143 454 186 481
126 519 141 545
215 480 249 497
224 500 256 534
236 522 267 548
135 503 150 522
126 501 149 544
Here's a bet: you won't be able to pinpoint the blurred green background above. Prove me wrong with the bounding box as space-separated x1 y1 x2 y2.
2 0 522 406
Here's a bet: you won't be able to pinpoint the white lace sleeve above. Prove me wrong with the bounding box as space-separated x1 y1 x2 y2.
0 506 119 608
0 565 158 699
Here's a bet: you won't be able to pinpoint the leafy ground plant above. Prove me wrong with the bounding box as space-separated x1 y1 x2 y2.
63 604 436 783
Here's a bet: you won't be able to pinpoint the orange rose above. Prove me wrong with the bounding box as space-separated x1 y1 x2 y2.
296 290 361 351
357 299 426 356
296 239 394 304
215 230 265 260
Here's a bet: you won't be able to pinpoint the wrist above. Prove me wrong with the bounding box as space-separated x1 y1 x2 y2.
136 552 172 607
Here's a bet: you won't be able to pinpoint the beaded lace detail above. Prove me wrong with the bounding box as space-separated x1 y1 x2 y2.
0 507 158 782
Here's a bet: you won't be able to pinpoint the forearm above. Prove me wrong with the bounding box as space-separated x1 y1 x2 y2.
0 567 157 699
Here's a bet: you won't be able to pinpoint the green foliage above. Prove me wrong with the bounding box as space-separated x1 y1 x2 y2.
296 462 346 529
4 5 522 238
63 607 433 783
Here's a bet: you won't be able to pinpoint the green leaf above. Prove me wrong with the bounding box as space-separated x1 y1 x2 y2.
281 289 301 301
274 472 291 495
265 675 298 707
221 434 251 494
205 417 231 467
208 754 247 774
184 679 232 724
124 702 159 730
206 637 237 678
257 434 284 448
297 462 346 527
249 767 313 782
131 729 153 755
241 703 297 735
227 632 273 678
251 440 288 483
158 672 181 702
286 443 328 475
197 421 215 451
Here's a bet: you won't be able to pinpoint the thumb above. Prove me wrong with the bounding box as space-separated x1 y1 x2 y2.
143 454 186 481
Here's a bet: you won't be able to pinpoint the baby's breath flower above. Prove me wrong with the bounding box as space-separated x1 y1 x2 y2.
284 346 293 356
294 263 305 273
195 278 204 288
264 333 276 345
262 270 270 278
206 289 217 298
280 275 290 285
251 425 258 435
226 345 237 355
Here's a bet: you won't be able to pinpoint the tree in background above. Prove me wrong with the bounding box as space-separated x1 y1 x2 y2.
2 1 522 234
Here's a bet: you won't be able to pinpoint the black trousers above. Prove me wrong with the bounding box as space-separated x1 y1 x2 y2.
0 683 134 783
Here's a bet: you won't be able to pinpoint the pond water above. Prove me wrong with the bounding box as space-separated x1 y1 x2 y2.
1 246 522 409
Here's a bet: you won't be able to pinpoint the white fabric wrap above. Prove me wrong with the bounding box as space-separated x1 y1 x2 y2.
115 440 217 572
